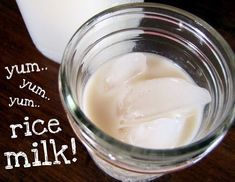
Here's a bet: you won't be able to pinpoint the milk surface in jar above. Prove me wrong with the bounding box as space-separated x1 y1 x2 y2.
83 52 211 149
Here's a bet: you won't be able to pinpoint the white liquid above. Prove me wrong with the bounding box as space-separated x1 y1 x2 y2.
16 0 143 63
83 53 211 149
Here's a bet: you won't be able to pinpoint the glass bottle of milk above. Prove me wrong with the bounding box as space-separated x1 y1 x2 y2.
16 0 143 63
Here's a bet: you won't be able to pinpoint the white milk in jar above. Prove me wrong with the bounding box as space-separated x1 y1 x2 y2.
83 52 211 149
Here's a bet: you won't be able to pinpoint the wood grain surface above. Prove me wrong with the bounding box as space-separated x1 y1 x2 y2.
0 0 234 181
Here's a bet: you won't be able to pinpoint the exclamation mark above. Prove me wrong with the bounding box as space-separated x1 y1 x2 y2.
71 138 77 162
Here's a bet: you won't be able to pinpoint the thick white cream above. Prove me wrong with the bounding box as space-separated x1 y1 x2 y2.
83 53 211 149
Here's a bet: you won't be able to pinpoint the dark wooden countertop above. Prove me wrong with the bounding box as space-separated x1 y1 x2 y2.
0 0 234 181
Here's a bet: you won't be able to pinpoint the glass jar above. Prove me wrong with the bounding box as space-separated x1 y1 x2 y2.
59 3 235 182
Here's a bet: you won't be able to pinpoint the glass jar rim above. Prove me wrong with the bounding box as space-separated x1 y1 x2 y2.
59 3 235 159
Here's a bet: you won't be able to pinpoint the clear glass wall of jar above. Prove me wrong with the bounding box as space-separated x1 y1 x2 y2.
59 3 235 182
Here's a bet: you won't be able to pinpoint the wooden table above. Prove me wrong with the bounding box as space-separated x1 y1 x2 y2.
0 0 234 181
